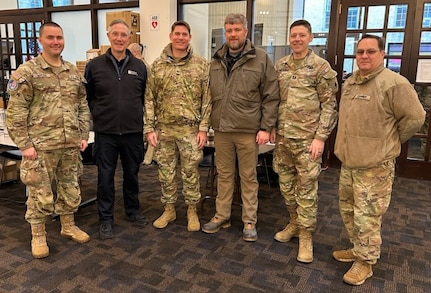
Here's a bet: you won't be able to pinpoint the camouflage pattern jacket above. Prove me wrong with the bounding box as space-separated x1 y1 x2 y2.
144 44 211 133
275 49 338 141
6 54 90 151
209 39 280 133
335 65 425 169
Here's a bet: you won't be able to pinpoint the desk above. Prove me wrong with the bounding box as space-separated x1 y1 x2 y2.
0 135 17 148
201 143 275 211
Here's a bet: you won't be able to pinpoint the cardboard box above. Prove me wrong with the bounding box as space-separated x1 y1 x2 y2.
1 161 18 182
100 45 110 55
86 49 100 61
76 60 87 75
106 11 140 31
129 32 140 45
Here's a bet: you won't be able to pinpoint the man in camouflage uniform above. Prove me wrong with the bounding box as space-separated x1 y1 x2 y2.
334 34 425 285
271 20 338 263
145 20 211 231
6 22 91 259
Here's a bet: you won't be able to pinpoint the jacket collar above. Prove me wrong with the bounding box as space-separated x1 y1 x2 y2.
161 43 193 64
347 64 385 85
35 54 69 71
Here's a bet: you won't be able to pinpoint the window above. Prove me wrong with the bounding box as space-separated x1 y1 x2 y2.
347 7 359 29
323 0 331 30
424 3 431 28
17 0 42 8
394 5 407 28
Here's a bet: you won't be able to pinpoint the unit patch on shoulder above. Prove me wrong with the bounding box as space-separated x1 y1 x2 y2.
7 79 18 91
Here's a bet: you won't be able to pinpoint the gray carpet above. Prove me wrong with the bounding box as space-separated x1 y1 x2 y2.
0 155 430 292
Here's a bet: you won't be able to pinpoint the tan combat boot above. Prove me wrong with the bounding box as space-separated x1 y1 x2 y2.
343 260 373 285
274 205 298 242
187 204 200 232
297 229 313 263
30 223 49 259
60 214 90 243
153 203 176 228
333 249 356 262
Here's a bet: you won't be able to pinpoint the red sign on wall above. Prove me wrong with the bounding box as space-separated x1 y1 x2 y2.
151 15 159 31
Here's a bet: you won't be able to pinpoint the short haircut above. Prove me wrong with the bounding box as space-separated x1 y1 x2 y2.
171 20 191 34
290 19 312 33
128 43 142 55
39 21 62 36
108 19 130 35
359 34 385 51
224 13 248 29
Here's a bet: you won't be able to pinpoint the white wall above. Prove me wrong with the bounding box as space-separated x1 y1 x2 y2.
52 10 92 63
140 0 177 64
0 0 18 10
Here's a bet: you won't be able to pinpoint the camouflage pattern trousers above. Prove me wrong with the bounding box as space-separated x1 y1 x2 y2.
155 125 203 205
273 136 321 231
20 147 82 224
338 160 395 264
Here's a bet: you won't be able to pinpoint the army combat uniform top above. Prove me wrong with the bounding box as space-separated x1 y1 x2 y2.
6 54 90 151
144 44 211 134
275 49 338 141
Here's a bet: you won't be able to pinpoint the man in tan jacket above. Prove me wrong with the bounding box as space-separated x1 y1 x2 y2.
334 34 425 286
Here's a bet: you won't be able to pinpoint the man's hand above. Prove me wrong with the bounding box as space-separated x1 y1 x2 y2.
196 131 207 149
256 130 270 145
22 147 37 160
80 140 88 152
146 131 158 148
309 138 324 160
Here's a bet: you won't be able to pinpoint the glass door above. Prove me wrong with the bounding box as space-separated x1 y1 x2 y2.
0 14 43 108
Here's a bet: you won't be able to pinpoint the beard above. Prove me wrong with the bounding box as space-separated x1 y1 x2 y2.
227 39 245 51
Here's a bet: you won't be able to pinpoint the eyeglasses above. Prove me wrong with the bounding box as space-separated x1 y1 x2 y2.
356 49 380 56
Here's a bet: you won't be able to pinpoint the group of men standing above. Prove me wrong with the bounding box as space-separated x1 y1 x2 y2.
5 13 425 287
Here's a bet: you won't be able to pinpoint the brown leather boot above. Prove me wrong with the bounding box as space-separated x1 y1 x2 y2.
153 203 176 228
297 229 313 263
30 223 49 259
60 214 90 243
187 204 200 232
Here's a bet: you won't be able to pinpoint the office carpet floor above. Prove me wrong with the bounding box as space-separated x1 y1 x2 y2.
0 158 430 293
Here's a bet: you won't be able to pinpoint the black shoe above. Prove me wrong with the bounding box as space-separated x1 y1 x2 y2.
126 213 149 226
99 223 113 239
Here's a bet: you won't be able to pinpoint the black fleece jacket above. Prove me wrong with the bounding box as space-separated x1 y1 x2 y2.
85 49 147 135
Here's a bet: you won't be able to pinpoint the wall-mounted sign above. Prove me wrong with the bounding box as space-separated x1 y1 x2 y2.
151 15 159 31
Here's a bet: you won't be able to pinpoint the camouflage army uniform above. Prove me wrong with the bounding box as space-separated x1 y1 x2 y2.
273 49 338 231
144 44 211 204
335 65 425 263
6 54 90 224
